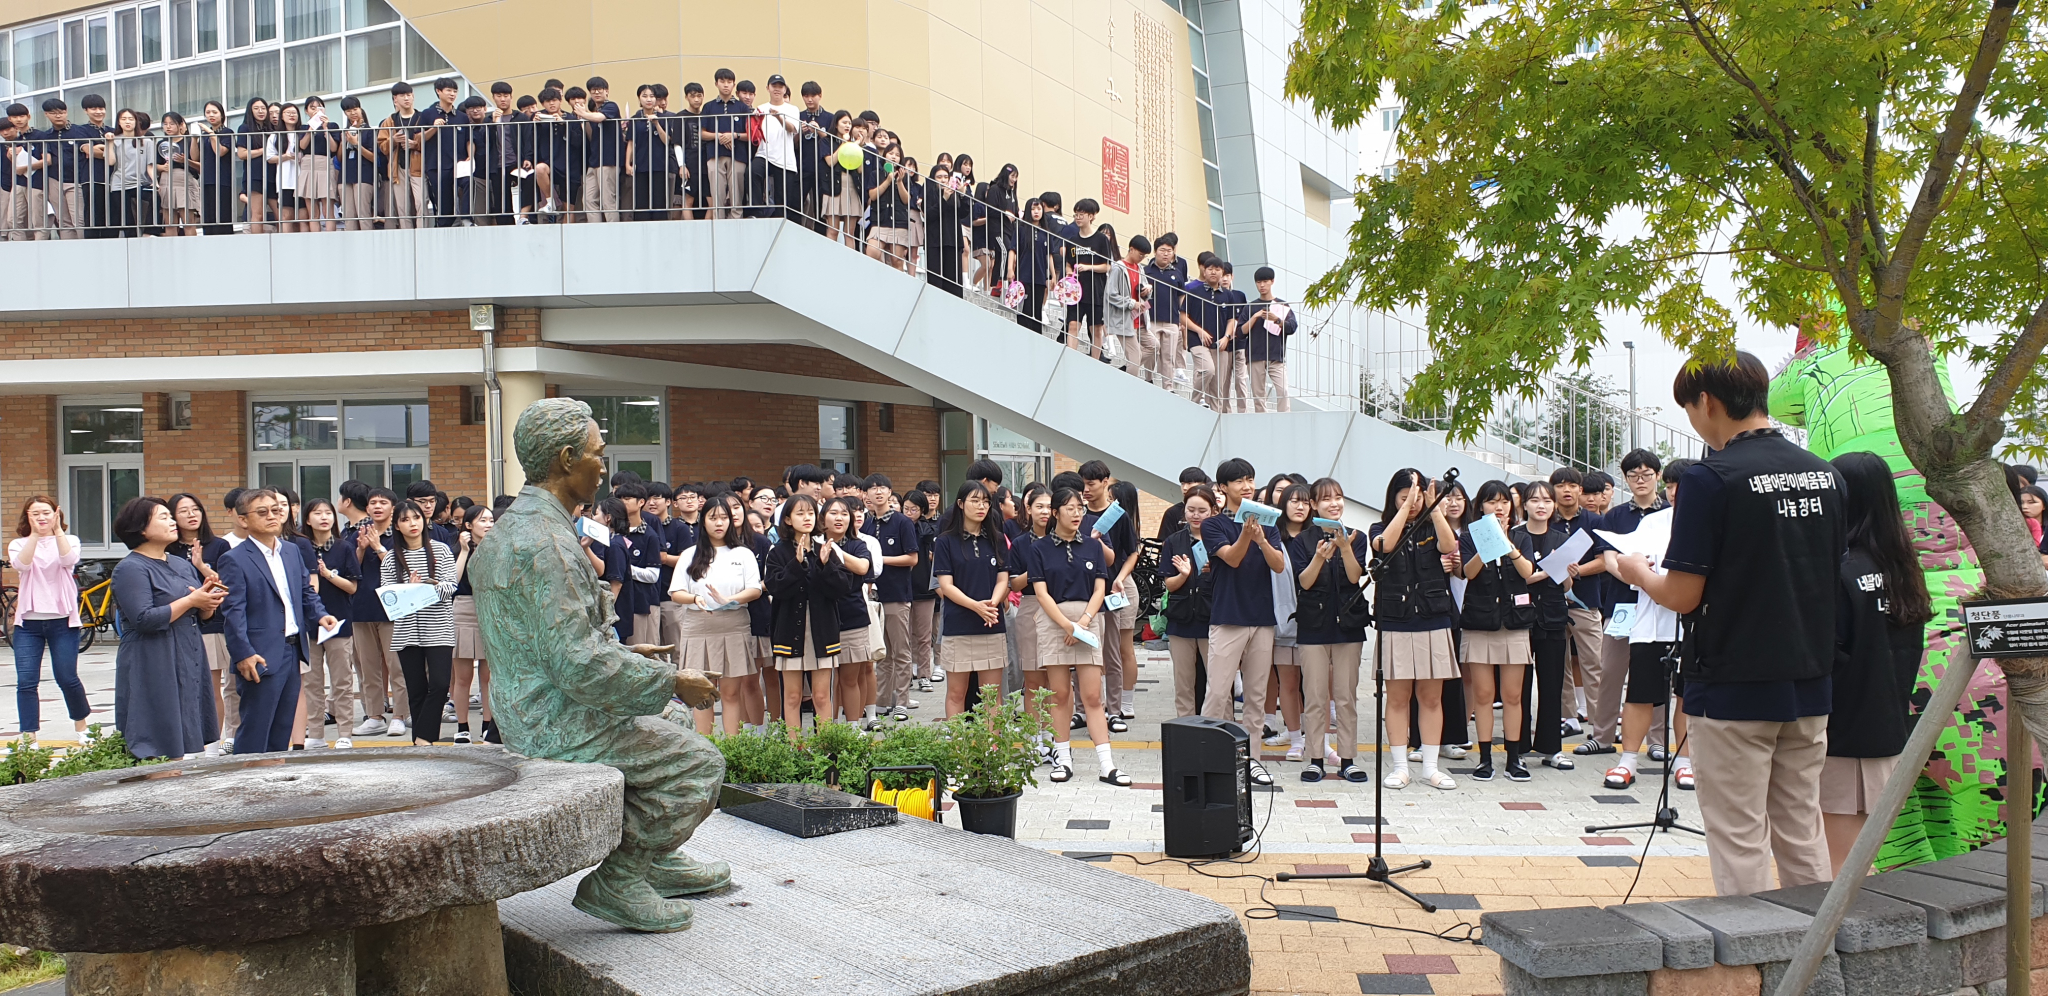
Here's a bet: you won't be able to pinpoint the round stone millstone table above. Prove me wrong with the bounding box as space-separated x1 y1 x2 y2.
0 746 623 996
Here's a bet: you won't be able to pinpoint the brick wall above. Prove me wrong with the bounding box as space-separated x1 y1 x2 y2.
563 343 905 388
141 391 246 507
0 308 540 360
666 388 820 487
427 386 488 500
857 402 940 488
0 395 57 526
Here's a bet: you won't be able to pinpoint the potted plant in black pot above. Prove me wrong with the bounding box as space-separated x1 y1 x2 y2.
939 686 1052 837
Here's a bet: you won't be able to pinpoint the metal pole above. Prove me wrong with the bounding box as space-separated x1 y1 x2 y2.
2011 716 2033 996
1770 658 1981 996
1625 341 1638 452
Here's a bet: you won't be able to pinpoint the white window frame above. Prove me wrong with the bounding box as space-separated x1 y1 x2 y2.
247 391 430 502
818 400 857 474
560 390 668 489
56 393 147 557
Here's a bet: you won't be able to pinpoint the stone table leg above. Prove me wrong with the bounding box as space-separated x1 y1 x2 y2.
67 927 355 996
355 901 510 996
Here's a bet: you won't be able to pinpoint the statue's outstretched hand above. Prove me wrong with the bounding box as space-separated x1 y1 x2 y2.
674 669 720 709
630 643 674 658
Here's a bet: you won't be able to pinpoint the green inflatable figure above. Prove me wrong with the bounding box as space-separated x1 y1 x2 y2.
1770 337 2025 867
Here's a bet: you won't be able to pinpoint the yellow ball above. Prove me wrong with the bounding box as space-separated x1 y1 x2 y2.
836 142 864 171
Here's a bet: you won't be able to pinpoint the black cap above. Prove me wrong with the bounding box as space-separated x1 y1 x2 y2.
1253 266 1275 282
767 74 787 88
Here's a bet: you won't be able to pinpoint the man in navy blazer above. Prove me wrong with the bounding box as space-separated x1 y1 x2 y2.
219 489 337 754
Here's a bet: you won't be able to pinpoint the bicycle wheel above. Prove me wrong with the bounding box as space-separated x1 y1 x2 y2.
78 622 97 654
0 587 14 647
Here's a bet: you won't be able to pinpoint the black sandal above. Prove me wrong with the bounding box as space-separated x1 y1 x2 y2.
1341 761 1369 783
1099 769 1132 787
1248 759 1274 786
1050 763 1074 783
1300 762 1325 783
1107 716 1130 734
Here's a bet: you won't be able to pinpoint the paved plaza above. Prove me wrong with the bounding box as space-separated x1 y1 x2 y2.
5 641 1718 995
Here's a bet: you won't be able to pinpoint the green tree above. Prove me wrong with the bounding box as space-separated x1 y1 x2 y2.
1285 0 2047 648
1542 373 1630 472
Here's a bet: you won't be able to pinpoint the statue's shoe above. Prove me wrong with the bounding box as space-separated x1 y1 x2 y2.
648 850 732 897
573 866 695 932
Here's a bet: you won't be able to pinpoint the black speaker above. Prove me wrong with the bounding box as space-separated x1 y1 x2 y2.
1160 716 1254 859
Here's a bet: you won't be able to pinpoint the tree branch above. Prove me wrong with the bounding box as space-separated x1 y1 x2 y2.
1963 297 2048 453
1862 109 1890 271
1882 0 2019 315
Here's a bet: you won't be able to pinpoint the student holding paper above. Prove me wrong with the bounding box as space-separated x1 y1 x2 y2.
1458 481 1536 781
669 498 763 736
1292 479 1371 782
381 502 458 746
1080 462 1141 732
1602 458 1691 790
1200 459 1285 787
1267 485 1313 761
1510 482 1577 771
1573 448 1672 762
1159 486 1219 719
1031 487 1127 786
1370 469 1461 790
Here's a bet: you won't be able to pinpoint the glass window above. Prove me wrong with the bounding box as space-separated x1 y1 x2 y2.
172 0 194 58
1204 162 1222 205
142 6 163 62
168 62 220 118
284 38 338 99
940 410 972 450
1193 69 1210 105
403 25 447 75
348 460 385 488
345 0 398 29
391 462 424 493
257 461 294 493
349 85 390 126
197 0 218 51
0 31 11 100
117 9 139 70
229 0 251 47
299 464 332 505
1210 232 1229 260
982 422 1039 455
345 26 398 89
615 459 654 482
225 49 277 108
62 405 146 455
63 82 113 116
1197 102 1217 162
569 396 662 446
17 24 59 91
70 467 107 546
254 0 278 42
1187 24 1206 73
342 399 428 449
283 0 338 42
819 401 855 471
90 17 110 75
109 468 142 534
1209 204 1226 235
252 401 338 450
64 20 87 80
115 72 165 117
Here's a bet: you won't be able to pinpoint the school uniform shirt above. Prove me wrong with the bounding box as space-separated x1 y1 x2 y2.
699 98 750 162
1243 297 1299 363
1200 515 1281 628
625 522 665 615
582 100 624 169
798 108 832 186
338 525 392 625
933 530 1010 636
305 122 339 168
1027 533 1107 607
628 113 674 176
43 123 108 184
746 532 776 637
1181 280 1234 351
1144 257 1189 325
419 102 464 174
1223 288 1251 352
340 125 378 184
1082 503 1139 579
1155 526 1214 640
1288 529 1372 644
601 532 633 622
668 545 763 608
864 511 920 604
1020 224 1059 285
911 519 939 600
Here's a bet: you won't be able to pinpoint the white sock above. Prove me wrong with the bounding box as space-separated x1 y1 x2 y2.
1575 686 1588 715
1054 741 1073 768
1096 742 1116 776
1289 729 1305 748
1421 744 1441 778
1674 755 1692 772
863 704 877 721
1619 751 1639 773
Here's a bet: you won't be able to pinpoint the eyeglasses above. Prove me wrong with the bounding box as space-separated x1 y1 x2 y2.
246 505 285 518
1624 469 1659 480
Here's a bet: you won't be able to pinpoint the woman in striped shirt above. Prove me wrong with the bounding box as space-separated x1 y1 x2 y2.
382 502 458 746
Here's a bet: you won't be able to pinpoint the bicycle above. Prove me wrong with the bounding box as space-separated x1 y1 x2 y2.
0 585 14 647
75 562 120 653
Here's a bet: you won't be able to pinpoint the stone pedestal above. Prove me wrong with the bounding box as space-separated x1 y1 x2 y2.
68 928 356 996
356 902 511 996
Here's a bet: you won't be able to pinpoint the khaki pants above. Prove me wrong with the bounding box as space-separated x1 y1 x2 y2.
1168 636 1207 719
1248 360 1290 412
51 182 82 240
1189 345 1219 408
340 182 376 230
304 633 353 740
630 611 659 648
388 173 425 229
351 620 409 723
911 599 938 679
1689 713 1831 896
1587 632 1668 746
1136 323 1180 386
706 158 746 219
1298 641 1362 759
0 187 21 240
582 165 620 223
879 601 915 709
1565 606 1603 734
1202 624 1273 727
1100 584 1133 717
1214 348 1250 412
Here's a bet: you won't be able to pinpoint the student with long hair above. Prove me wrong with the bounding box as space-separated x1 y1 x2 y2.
10 497 89 737
2020 484 2046 548
449 505 496 744
105 108 154 237
1457 480 1533 781
725 492 777 727
669 497 763 736
1292 479 1370 782
299 95 339 231
1822 451 1934 874
302 499 359 749
934 482 1011 718
1031 487 1128 786
1369 468 1459 790
1016 197 1058 334
1511 481 1576 773
382 503 457 746
1010 484 1056 753
236 98 272 231
823 497 880 727
763 494 857 727
1159 485 1218 719
1265 483 1312 759
1422 480 1474 756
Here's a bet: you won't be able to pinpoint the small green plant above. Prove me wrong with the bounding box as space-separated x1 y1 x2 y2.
801 720 875 791
1 727 161 786
708 723 808 785
868 722 950 791
940 686 1052 800
0 946 63 990
0 736 56 786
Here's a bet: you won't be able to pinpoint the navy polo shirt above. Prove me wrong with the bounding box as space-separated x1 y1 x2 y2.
1029 533 1108 605
625 523 664 614
341 524 394 624
1200 515 1279 628
699 98 750 160
581 100 624 167
1144 258 1188 325
627 113 672 174
933 530 1009 636
1082 502 1138 573
1181 280 1233 351
864 512 920 604
419 102 462 172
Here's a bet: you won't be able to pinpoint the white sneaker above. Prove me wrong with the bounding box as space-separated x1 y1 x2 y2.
1407 748 1423 762
906 698 920 709
930 671 945 682
386 720 407 739
219 737 234 753
1263 731 1292 747
470 693 482 707
304 737 327 750
1442 744 1469 759
333 738 353 749
351 717 388 736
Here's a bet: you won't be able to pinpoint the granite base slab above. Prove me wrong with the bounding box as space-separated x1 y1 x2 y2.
500 811 1250 996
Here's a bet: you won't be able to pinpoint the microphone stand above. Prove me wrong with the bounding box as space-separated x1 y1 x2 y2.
1279 469 1462 914
1584 634 1702 841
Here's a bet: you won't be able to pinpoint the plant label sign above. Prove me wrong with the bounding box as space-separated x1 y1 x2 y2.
1962 596 2048 659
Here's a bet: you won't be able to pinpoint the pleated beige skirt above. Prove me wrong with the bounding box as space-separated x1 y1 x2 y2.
1461 626 1532 666
452 595 487 659
677 606 755 677
1379 628 1460 680
940 632 1005 673
1014 596 1042 671
1035 600 1104 669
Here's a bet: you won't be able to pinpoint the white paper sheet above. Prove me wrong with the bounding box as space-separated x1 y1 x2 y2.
1536 528 1594 584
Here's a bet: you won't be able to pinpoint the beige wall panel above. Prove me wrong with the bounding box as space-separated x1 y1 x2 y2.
787 64 873 113
406 1 591 88
976 47 1032 135
925 20 982 111
867 74 931 144
780 0 867 70
1028 69 1073 152
926 93 985 164
926 0 980 40
680 5 770 57
867 1 931 88
591 0 681 65
1023 4 1073 88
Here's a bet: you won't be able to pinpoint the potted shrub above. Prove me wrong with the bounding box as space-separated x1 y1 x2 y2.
939 685 1052 837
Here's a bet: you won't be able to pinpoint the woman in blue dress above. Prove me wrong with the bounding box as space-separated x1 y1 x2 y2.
112 497 226 760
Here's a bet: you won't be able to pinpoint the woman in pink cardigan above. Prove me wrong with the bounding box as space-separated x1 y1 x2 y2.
9 496 91 736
